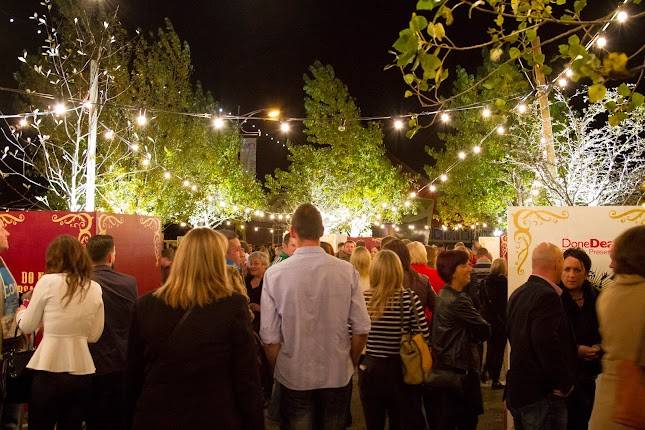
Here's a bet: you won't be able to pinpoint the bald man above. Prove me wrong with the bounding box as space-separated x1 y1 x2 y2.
506 243 577 430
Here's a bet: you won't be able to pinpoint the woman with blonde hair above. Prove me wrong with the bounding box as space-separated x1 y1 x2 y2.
350 246 372 292
16 235 104 429
359 250 429 429
127 228 264 429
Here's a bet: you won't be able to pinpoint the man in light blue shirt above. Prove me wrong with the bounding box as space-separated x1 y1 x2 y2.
261 203 370 429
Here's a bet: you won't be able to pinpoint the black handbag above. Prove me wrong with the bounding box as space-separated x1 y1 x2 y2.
1 329 34 404
425 368 466 396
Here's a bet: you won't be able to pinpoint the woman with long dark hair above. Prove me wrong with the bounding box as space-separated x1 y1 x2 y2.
16 235 104 429
427 250 490 430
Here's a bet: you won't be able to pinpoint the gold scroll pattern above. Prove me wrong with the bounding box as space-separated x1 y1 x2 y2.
51 213 93 244
139 217 162 266
512 209 569 275
97 214 124 234
0 213 26 228
609 208 645 225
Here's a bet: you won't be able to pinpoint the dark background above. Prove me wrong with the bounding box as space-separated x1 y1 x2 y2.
1 0 642 207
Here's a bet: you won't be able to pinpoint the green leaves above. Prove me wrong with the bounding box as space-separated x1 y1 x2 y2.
416 0 437 11
410 14 428 32
509 47 521 59
427 22 446 40
588 84 606 103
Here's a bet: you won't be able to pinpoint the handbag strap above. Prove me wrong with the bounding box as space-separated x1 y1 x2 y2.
400 289 423 336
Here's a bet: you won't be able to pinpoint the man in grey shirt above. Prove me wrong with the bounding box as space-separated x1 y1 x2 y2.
261 203 370 429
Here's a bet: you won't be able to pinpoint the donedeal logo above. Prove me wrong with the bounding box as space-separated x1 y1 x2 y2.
561 238 613 255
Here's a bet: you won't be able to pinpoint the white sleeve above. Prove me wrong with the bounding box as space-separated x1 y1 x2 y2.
87 284 104 343
17 277 49 334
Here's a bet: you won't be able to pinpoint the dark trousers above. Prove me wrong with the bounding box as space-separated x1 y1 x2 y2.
29 371 91 430
509 394 567 430
279 381 352 430
426 371 482 430
485 324 506 383
85 371 126 430
566 380 595 430
358 355 425 430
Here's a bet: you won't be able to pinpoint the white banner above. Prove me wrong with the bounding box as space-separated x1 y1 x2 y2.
507 206 644 295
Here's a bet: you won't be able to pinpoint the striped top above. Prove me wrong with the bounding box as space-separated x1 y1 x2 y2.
363 288 430 357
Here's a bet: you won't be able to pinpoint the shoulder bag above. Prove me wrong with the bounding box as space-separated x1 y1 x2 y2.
400 290 432 385
1 327 34 404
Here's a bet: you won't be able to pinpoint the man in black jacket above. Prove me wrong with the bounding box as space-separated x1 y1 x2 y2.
86 235 138 430
507 242 577 430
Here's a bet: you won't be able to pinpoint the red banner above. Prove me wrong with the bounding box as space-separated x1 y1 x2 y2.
0 211 161 296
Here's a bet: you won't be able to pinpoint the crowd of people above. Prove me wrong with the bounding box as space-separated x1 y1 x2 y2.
0 203 643 430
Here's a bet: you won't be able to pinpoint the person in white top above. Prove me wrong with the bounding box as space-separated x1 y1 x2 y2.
16 235 104 429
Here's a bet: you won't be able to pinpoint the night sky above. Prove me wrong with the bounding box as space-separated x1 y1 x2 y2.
0 0 641 194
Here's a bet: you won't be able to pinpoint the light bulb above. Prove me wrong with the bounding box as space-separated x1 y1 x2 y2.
18 118 28 128
424 225 429 230
180 222 187 228
136 112 147 126
240 225 245 230
206 196 214 202
182 179 190 187
616 10 628 23
163 171 171 180
141 158 150 167
280 122 290 133
409 191 417 198
482 107 491 118
565 68 574 78
267 109 281 119
191 184 198 192
441 225 447 231
483 223 488 228
429 184 437 192
440 112 450 123
404 200 412 208
381 203 388 209
130 143 140 152
440 174 448 182
517 103 527 114
254 227 259 232
458 151 466 160
226 221 231 226
270 229 274 233
380 224 385 229
270 214 275 220
558 78 568 88
473 145 482 154
393 119 404 130
212 117 225 129
104 129 114 140
496 125 506 135
219 201 227 207
53 103 66 116
408 225 415 230
244 208 252 214
596 36 607 48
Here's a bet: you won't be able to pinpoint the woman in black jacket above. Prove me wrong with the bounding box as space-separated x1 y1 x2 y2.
560 248 601 430
126 228 264 430
427 250 490 430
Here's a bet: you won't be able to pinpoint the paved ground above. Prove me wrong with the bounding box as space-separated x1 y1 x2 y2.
266 379 507 429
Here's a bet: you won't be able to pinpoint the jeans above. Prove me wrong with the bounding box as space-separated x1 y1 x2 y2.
485 324 506 383
566 380 595 430
29 370 91 430
510 394 568 430
358 355 425 430
279 381 352 430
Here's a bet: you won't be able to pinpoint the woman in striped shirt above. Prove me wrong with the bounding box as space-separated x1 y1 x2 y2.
358 250 429 430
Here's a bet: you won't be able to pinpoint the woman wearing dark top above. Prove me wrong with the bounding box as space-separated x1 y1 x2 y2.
244 251 269 332
383 239 437 322
360 250 430 429
126 228 264 430
427 250 490 430
483 258 508 389
559 248 601 430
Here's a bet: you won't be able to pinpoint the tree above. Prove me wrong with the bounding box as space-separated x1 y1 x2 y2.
1 2 265 223
509 87 644 206
427 59 534 226
392 0 644 122
266 62 414 235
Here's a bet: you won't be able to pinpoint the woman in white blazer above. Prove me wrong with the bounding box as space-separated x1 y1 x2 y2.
16 235 104 429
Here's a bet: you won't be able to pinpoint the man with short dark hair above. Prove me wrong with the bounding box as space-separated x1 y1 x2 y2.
272 233 297 265
86 235 137 430
261 203 370 429
220 229 244 268
507 243 577 430
337 240 355 261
